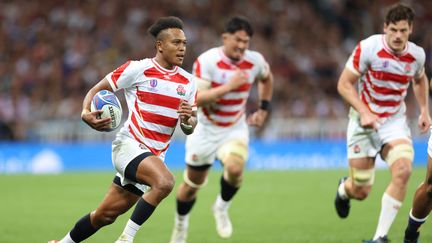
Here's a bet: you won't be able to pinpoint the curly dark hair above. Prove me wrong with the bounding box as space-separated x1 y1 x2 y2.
148 16 184 39
385 3 415 25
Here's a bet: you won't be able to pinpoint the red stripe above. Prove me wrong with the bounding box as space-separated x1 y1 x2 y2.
128 125 170 156
217 61 235 70
134 100 178 127
362 82 401 107
211 82 252 92
360 93 394 118
237 60 254 70
365 73 405 95
368 68 412 84
377 49 416 63
202 108 242 127
353 44 361 71
111 61 131 88
131 113 172 143
137 90 181 110
216 98 245 105
144 67 189 84
193 60 201 77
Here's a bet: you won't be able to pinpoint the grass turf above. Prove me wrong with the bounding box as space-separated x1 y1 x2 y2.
1 169 431 243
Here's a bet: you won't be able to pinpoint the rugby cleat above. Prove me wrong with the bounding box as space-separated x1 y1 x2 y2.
169 215 189 243
362 236 390 243
47 241 58 243
334 176 350 218
114 233 133 243
212 203 233 238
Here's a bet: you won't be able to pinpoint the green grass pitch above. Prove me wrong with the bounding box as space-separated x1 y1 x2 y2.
1 169 431 243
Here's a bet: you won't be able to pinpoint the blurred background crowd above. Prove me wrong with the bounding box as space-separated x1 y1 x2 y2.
1 0 431 141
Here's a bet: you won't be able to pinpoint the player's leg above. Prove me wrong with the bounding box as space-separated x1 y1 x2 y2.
369 139 413 241
170 165 211 243
335 157 375 218
212 139 248 238
117 153 175 242
404 155 432 242
56 178 140 243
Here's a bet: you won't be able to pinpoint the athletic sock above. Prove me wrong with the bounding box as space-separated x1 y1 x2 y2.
58 233 76 243
373 193 402 240
121 198 156 239
68 213 98 242
337 179 348 199
176 198 196 216
405 209 427 239
220 176 239 202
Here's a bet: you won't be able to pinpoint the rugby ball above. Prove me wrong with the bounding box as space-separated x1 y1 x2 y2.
90 90 122 131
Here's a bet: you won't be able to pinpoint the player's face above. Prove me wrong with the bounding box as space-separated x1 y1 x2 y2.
157 28 187 68
383 20 412 53
222 30 250 61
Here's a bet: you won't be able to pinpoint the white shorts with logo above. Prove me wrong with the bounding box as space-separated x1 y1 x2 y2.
112 132 166 193
185 119 249 166
347 108 411 159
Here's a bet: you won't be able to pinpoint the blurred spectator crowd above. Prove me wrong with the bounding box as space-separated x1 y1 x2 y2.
1 0 432 140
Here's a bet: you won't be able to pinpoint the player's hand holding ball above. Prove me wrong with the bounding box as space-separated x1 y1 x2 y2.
82 90 122 132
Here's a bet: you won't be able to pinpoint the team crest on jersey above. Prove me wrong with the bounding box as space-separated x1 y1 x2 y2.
150 79 158 88
404 64 411 73
177 85 186 96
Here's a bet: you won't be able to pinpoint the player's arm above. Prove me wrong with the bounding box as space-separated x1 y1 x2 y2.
412 72 430 133
337 67 379 129
196 70 248 106
247 70 273 127
81 78 113 131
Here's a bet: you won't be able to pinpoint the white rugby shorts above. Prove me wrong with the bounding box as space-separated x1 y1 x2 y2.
185 119 249 166
347 108 411 159
112 134 166 193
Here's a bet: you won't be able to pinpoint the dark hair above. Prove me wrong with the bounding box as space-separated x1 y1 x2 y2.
148 16 184 39
385 3 415 25
225 16 253 37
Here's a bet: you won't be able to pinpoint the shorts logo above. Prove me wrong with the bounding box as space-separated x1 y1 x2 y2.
353 144 361 154
192 154 198 161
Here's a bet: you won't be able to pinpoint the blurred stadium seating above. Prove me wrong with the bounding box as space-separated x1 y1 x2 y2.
1 0 431 141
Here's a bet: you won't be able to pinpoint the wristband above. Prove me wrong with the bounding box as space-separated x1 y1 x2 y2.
259 100 271 111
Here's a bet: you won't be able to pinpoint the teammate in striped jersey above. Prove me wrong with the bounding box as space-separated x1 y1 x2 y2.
403 78 432 243
49 16 197 243
170 16 273 243
333 4 430 243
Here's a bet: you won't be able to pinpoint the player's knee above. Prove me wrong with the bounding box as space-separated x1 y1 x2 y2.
225 161 244 179
153 173 175 197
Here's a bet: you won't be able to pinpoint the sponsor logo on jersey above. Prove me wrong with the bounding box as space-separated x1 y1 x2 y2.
177 85 186 96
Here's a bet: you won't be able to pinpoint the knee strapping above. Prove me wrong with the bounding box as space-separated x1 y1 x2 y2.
350 167 375 186
183 170 208 189
385 144 414 166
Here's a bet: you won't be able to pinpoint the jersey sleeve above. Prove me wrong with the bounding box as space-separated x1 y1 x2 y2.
414 48 426 79
345 40 370 76
187 76 198 111
106 60 141 91
255 53 270 80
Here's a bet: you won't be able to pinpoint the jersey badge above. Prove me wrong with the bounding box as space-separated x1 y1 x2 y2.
404 64 411 73
177 85 186 96
382 60 389 68
353 144 361 154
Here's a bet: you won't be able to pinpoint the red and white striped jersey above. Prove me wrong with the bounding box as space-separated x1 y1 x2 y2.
106 58 197 155
193 47 269 127
346 34 426 118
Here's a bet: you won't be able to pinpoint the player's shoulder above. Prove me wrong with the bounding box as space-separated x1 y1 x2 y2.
177 67 195 82
244 49 266 62
407 41 425 58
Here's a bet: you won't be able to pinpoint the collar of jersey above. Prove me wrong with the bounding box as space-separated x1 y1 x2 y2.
381 34 408 57
151 58 179 74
